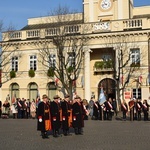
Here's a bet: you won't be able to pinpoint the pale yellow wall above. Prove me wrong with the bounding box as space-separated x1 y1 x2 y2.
1 0 150 103
133 6 150 16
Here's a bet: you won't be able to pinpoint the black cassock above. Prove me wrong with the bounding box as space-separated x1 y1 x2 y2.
50 101 61 130
93 101 102 120
61 100 71 130
37 102 51 132
72 102 84 128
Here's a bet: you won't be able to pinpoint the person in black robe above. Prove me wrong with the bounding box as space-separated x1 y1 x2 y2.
61 94 72 136
136 99 142 121
0 100 2 118
37 94 51 139
93 100 102 120
121 100 128 120
50 95 61 137
72 95 84 135
142 99 149 121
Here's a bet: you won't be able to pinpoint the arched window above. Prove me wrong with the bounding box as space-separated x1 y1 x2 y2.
47 82 56 101
28 82 38 101
10 83 19 100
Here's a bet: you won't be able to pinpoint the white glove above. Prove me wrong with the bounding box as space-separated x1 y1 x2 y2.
39 118 42 122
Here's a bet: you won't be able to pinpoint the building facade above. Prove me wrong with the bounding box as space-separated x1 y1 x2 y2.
1 0 150 104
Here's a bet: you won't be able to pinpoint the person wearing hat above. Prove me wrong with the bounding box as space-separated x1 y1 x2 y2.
37 94 51 139
50 95 61 137
61 94 72 136
72 95 84 135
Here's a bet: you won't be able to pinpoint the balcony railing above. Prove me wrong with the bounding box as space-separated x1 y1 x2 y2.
26 30 40 38
4 17 149 41
123 19 142 30
94 61 114 72
9 31 22 40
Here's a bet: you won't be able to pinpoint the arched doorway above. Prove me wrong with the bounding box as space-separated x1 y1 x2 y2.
98 78 116 100
47 82 57 101
28 82 38 101
10 83 19 100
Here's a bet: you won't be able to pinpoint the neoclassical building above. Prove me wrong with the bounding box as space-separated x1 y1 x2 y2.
1 0 150 103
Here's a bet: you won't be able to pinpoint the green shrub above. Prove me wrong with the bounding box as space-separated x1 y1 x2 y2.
28 69 35 77
10 70 16 78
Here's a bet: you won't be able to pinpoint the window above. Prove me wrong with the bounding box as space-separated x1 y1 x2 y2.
130 49 140 64
132 88 141 99
49 54 56 68
30 55 37 70
102 54 112 61
68 52 75 67
11 56 18 71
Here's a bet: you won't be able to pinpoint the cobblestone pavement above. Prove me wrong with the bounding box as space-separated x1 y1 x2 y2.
0 116 150 150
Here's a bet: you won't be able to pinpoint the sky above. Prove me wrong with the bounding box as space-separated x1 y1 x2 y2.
0 0 150 30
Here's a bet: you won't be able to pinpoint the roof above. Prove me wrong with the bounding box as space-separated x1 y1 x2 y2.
21 20 84 30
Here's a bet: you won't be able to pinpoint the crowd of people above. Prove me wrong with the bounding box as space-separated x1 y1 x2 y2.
37 94 86 139
90 97 150 122
0 98 37 119
0 94 150 139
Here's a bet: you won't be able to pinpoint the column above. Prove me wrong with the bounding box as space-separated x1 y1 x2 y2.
84 48 91 101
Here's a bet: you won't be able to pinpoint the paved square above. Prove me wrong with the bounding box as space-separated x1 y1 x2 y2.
0 118 150 150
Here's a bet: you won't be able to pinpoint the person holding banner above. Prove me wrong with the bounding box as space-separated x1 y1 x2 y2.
37 94 51 139
121 100 128 121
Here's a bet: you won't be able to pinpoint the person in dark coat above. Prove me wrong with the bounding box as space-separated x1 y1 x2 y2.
121 100 128 120
37 94 51 139
0 100 2 118
142 99 149 121
105 98 113 120
93 100 102 120
112 98 118 116
72 95 84 135
136 99 142 121
50 95 61 137
61 94 72 136
128 99 135 121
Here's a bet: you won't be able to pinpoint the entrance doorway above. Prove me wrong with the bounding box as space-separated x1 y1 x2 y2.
98 78 116 100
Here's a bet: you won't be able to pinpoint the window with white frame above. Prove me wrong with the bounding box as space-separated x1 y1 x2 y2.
49 54 56 68
11 56 18 71
68 52 75 67
30 55 37 70
132 88 141 99
130 49 140 64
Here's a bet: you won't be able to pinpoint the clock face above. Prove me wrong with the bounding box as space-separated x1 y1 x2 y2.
100 0 112 10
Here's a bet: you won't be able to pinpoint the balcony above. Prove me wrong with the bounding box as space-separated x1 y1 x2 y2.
9 31 22 40
94 60 114 73
3 17 149 41
123 19 142 30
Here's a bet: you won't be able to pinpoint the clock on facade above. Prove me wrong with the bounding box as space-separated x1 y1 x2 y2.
100 0 112 11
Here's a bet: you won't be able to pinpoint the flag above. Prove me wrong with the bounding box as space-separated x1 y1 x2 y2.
11 96 16 104
55 78 59 86
99 87 106 105
81 75 84 87
147 74 150 85
120 75 124 85
138 75 142 84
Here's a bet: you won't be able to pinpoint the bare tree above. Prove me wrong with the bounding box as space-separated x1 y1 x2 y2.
105 33 144 105
0 20 21 86
35 6 89 98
